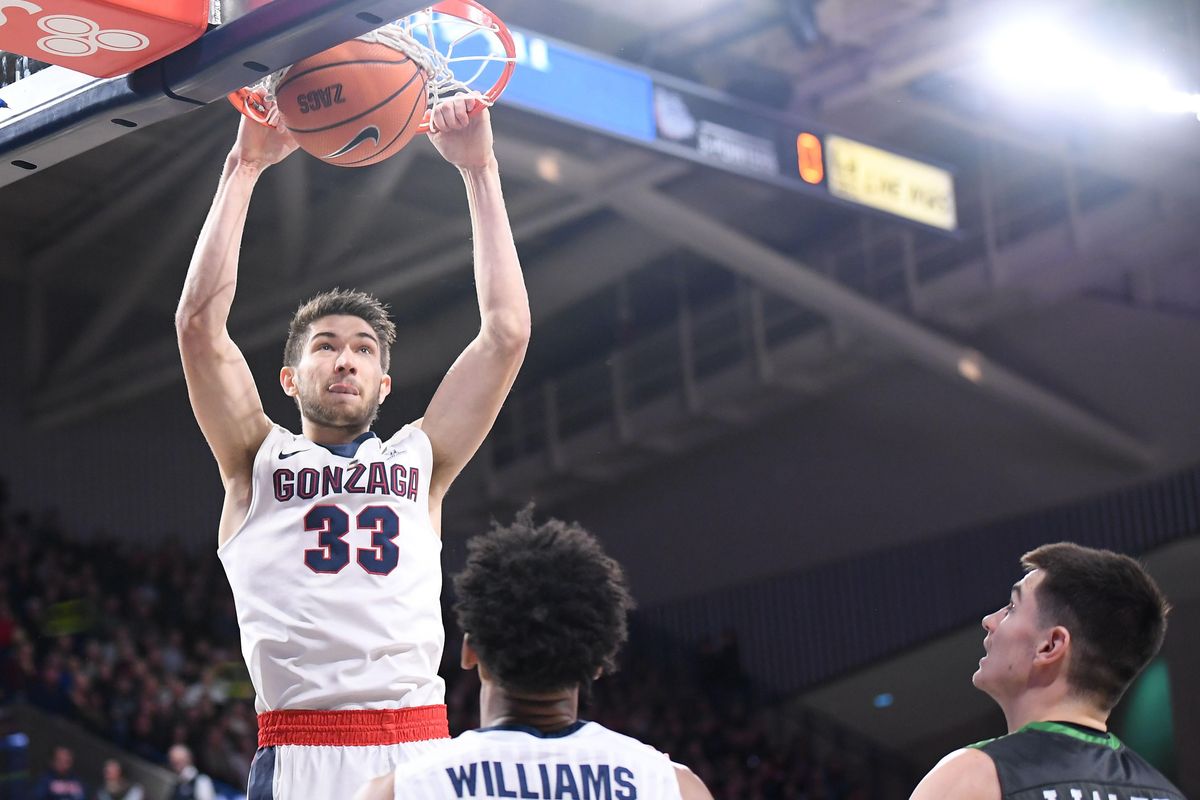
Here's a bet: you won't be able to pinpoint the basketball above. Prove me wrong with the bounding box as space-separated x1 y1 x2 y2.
276 39 427 168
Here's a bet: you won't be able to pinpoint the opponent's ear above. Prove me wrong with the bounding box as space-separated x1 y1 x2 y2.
1036 625 1071 667
280 366 299 397
378 373 392 404
461 633 478 671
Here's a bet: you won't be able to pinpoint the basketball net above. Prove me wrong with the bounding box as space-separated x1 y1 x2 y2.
230 0 515 133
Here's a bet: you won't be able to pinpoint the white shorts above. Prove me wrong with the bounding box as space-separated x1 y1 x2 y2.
248 706 450 800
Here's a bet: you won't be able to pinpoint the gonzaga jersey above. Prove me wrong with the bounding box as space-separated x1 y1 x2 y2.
390 721 682 799
971 721 1185 800
219 424 445 713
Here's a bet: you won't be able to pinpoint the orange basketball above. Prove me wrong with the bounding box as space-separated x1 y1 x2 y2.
276 39 427 168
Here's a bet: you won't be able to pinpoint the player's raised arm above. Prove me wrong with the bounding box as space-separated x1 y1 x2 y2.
421 97 531 501
176 117 299 487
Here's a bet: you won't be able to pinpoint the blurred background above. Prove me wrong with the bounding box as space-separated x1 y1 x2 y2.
1 0 1198 797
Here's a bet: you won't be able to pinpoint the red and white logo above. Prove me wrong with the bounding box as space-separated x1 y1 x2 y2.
35 14 148 57
0 1 208 78
0 1 43 26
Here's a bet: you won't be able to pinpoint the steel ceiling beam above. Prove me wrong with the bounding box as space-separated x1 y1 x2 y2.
30 138 689 426
47 139 231 380
611 186 1154 467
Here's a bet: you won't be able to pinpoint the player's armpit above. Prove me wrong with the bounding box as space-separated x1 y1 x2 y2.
176 325 272 486
352 771 394 800
177 143 275 487
675 764 715 800
910 748 1000 800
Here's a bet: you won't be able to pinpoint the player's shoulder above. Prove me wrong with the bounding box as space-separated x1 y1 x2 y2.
910 747 1000 800
575 721 675 759
392 419 431 445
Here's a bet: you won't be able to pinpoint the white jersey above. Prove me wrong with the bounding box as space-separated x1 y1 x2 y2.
219 424 445 713
390 721 683 799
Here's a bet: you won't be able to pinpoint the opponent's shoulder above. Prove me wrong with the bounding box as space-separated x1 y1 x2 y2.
674 763 714 800
910 747 1000 800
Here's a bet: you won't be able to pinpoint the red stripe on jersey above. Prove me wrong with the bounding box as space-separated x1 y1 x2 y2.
257 705 450 746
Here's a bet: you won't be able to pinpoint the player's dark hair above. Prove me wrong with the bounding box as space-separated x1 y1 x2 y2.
284 289 397 371
1021 542 1170 711
452 508 635 694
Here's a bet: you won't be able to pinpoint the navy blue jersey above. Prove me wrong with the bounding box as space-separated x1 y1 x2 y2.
971 721 1185 800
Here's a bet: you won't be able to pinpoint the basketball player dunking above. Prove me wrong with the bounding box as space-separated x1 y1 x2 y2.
355 510 714 800
911 543 1184 800
175 96 529 800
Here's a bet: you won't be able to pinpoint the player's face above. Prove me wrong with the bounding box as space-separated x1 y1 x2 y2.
973 570 1049 701
283 315 392 430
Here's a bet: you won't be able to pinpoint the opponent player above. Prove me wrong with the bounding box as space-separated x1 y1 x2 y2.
910 542 1184 800
175 95 529 800
354 510 713 800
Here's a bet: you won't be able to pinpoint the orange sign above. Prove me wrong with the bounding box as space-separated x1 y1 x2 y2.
796 131 823 185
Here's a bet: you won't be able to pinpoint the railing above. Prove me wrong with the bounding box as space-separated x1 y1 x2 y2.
483 133 1136 481
638 462 1200 693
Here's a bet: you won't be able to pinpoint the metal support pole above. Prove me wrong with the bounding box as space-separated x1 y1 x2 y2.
979 140 1005 287
610 350 633 444
746 283 773 384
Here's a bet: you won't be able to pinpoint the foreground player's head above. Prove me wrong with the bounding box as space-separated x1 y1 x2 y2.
452 508 635 696
975 542 1169 716
280 289 397 432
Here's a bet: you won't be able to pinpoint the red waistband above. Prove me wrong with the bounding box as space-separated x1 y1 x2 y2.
257 705 450 747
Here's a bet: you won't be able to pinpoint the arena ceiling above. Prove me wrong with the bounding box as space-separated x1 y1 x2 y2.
0 0 1198 526
2 0 1199 772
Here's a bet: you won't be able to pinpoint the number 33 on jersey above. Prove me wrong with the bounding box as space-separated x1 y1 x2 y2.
217 423 445 713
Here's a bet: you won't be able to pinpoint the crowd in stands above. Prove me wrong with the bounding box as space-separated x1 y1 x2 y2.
0 480 881 799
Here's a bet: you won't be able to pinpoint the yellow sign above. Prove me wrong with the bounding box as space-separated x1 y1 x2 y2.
824 135 957 231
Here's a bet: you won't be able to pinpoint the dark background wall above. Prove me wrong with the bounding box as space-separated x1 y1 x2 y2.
4 295 1200 611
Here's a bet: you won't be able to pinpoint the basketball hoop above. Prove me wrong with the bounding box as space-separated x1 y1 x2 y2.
228 0 515 134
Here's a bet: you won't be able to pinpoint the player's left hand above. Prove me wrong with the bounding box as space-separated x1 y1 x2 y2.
428 94 494 171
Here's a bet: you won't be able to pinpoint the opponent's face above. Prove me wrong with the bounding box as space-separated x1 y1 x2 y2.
974 568 1051 700
281 315 392 430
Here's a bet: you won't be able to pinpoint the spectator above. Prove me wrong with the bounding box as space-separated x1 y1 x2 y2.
32 746 87 800
95 759 144 800
1 491 884 800
167 744 214 800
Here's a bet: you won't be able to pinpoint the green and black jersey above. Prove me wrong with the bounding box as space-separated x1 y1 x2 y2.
969 721 1186 800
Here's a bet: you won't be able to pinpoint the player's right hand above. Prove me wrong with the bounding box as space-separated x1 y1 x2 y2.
229 115 299 171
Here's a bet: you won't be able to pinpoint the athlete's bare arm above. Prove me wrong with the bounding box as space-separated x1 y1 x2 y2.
176 117 299 540
910 748 1001 800
419 97 531 508
352 771 392 800
675 764 715 800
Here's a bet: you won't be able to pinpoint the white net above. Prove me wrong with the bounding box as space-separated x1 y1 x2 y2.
234 4 515 130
